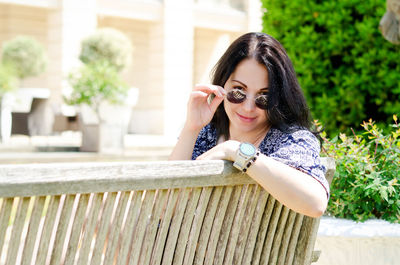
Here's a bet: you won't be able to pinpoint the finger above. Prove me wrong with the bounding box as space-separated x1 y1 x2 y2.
195 84 225 98
209 94 224 113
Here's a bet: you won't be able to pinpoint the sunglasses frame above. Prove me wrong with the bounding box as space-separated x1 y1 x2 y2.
226 89 269 110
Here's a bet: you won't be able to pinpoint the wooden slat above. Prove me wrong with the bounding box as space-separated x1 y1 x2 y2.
76 193 104 265
260 200 283 265
277 210 297 265
90 192 118 265
172 188 202 265
150 189 180 265
268 206 290 264
128 190 157 265
193 186 223 265
202 186 233 265
284 214 304 265
64 194 90 265
182 187 213 265
116 191 143 265
0 198 14 256
293 217 320 265
251 195 275 264
213 185 243 265
160 189 190 265
36 195 61 264
139 190 168 265
222 185 254 265
6 197 30 265
241 189 269 265
49 195 75 265
233 185 261 264
103 191 130 265
21 196 46 265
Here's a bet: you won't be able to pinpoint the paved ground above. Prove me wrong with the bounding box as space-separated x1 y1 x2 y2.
0 132 177 164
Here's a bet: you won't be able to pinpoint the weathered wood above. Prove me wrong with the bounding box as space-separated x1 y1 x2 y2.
90 192 117 265
0 158 334 197
76 193 104 265
38 195 62 265
223 184 254 265
181 187 213 265
103 191 130 265
21 196 46 265
6 197 30 265
49 195 74 265
150 189 178 265
0 158 335 265
116 191 143 265
172 188 201 265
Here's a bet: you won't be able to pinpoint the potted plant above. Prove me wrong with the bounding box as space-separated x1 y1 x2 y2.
1 36 49 136
0 63 18 142
66 28 136 153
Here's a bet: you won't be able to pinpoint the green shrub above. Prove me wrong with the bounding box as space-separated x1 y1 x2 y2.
79 28 132 72
318 117 400 223
0 63 18 96
66 61 129 119
1 36 47 79
262 0 400 136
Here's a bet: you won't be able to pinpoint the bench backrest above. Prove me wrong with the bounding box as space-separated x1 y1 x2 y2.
0 158 335 265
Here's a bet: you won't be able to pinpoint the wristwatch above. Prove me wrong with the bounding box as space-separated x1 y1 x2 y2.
233 142 260 172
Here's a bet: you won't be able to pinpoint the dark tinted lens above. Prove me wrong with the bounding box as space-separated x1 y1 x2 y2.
227 89 246 104
255 95 268 109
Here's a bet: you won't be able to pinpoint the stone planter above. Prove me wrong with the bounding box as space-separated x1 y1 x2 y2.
314 216 400 265
78 87 138 154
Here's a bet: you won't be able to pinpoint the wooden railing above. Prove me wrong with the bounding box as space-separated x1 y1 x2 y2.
0 158 335 265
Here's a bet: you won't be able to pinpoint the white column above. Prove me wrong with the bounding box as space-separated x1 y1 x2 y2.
246 0 263 32
162 0 194 137
47 0 97 108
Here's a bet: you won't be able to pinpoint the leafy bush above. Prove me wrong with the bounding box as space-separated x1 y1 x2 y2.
0 63 18 96
1 36 47 79
79 28 132 72
66 61 129 119
318 117 400 223
262 0 400 136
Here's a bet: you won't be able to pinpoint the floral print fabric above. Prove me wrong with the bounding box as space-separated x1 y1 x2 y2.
192 124 329 197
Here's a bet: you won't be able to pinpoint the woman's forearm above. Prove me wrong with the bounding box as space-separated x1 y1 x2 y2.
168 126 200 160
246 155 328 218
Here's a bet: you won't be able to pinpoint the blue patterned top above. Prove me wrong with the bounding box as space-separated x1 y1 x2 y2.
192 124 329 197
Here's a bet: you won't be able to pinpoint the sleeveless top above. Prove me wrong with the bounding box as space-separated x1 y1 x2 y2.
192 124 329 197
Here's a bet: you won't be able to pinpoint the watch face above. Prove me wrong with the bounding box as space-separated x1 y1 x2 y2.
240 143 256 156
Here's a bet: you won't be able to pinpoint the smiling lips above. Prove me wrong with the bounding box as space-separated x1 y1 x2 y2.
237 112 256 123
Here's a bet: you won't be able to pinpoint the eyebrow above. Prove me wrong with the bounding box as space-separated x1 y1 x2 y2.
232 79 269 90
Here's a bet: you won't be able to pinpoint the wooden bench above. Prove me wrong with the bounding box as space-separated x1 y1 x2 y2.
0 157 335 265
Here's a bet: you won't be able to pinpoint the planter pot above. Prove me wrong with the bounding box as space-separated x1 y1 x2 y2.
314 216 400 265
80 122 125 153
78 87 139 153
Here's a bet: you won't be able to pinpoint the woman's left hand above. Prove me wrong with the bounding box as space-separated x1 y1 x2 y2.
196 140 240 161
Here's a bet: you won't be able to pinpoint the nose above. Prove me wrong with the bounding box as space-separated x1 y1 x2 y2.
242 96 256 112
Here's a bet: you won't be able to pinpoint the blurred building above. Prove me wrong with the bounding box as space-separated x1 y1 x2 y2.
0 0 262 137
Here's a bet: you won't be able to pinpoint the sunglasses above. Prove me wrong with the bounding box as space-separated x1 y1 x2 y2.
226 89 269 109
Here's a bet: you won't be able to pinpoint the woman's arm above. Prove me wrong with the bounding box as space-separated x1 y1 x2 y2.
168 125 201 160
169 84 226 160
196 140 328 218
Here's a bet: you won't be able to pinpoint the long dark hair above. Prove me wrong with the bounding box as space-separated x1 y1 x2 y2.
211 32 313 139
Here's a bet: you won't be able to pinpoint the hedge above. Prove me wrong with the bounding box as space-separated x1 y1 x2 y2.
262 0 400 136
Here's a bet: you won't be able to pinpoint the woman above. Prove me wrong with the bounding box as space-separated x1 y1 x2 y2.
169 32 329 218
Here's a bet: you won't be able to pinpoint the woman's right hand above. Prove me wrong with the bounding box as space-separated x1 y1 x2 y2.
184 84 226 132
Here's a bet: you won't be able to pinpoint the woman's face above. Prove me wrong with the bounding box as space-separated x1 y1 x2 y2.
223 58 269 136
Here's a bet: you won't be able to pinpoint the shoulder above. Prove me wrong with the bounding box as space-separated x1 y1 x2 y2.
191 124 218 160
261 126 320 154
